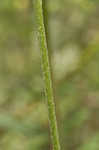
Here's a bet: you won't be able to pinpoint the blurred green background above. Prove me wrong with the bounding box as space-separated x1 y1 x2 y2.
0 0 99 149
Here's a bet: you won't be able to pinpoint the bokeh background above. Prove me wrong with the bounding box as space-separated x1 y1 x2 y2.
0 0 99 149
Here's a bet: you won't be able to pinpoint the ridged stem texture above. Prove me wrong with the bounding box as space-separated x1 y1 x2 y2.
34 0 61 150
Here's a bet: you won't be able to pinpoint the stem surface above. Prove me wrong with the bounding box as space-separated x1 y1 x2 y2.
34 0 61 150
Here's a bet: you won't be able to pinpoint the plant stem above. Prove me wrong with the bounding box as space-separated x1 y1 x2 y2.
42 0 55 96
42 0 51 56
34 0 61 150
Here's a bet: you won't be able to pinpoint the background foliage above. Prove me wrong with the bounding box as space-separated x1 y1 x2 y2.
0 0 99 150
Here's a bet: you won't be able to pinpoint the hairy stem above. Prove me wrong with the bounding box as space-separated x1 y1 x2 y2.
34 0 61 150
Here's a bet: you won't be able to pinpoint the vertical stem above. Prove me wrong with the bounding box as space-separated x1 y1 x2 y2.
42 0 51 55
34 0 61 150
42 0 55 96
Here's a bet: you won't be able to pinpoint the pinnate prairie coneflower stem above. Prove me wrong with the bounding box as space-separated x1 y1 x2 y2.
34 0 61 150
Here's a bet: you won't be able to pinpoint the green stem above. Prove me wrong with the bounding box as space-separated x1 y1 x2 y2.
34 0 61 150
42 0 55 96
42 0 51 57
